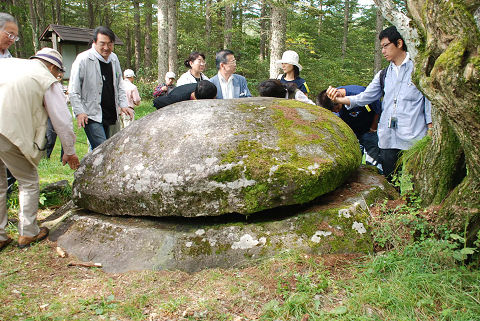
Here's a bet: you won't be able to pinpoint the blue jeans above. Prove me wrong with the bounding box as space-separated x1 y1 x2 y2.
84 120 110 150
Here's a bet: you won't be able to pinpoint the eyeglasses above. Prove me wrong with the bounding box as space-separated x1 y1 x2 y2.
193 59 206 65
3 30 19 42
380 42 393 50
226 60 236 65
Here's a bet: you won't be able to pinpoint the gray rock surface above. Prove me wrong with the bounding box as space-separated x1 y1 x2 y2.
73 97 361 217
50 167 396 273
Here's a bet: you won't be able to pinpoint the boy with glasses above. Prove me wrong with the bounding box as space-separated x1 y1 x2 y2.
326 26 432 180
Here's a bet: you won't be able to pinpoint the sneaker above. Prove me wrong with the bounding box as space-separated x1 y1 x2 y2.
0 238 12 251
18 227 49 249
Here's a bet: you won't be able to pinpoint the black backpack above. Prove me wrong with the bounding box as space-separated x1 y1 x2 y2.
379 67 388 96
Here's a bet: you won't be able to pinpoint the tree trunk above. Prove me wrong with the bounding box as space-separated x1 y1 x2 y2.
168 0 178 75
317 0 323 37
341 0 349 60
87 0 95 28
157 0 168 81
374 0 480 244
144 0 153 72
259 0 268 61
269 2 286 78
125 28 132 70
224 2 233 49
55 0 61 24
28 0 39 52
205 0 212 48
373 7 384 74
133 0 141 72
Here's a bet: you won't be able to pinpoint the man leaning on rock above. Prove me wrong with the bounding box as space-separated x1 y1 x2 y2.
0 48 80 250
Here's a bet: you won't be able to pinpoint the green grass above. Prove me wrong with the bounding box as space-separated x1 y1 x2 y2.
37 99 155 186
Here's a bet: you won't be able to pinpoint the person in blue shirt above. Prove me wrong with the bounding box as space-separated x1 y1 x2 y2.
326 26 432 180
276 50 309 95
318 85 381 167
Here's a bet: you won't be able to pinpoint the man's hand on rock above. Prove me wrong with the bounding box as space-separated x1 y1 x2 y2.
62 154 80 170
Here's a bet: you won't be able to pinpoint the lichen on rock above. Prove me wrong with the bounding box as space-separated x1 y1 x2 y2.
73 97 361 217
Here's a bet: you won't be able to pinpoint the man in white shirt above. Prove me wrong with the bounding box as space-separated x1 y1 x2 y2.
121 69 141 128
209 50 251 99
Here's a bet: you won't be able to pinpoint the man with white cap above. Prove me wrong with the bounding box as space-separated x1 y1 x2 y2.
209 49 251 99
276 50 310 94
0 48 80 250
120 69 141 128
69 26 132 150
153 71 176 97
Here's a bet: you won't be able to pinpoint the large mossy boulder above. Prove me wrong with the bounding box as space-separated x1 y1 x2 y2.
72 97 361 217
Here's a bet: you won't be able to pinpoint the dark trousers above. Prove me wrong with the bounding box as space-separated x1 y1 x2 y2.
45 118 64 161
6 168 15 196
359 132 380 165
379 148 402 181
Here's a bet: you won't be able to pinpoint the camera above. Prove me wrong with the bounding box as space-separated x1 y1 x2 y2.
388 116 398 129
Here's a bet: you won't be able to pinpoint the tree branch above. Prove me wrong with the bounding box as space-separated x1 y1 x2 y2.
373 0 420 59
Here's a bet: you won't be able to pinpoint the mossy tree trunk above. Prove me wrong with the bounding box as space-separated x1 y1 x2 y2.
374 0 480 243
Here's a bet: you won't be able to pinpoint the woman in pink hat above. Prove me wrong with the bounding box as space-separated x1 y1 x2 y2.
276 50 310 95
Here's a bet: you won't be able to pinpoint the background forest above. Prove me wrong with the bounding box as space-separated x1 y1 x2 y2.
1 0 385 97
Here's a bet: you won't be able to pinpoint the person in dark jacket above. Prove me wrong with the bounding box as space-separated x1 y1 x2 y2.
153 80 217 109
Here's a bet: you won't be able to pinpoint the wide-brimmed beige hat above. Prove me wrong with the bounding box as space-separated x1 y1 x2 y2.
276 50 302 71
30 48 65 72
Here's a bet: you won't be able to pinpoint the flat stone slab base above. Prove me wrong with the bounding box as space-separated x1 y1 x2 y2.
46 167 396 273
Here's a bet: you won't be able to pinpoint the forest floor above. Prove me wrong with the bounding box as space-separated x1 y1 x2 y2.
1 200 480 321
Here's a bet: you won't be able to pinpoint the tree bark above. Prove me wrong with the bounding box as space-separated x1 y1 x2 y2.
375 0 480 244
157 0 168 81
28 0 39 52
373 7 384 74
133 0 141 72
87 0 95 28
144 0 153 72
168 0 178 75
55 0 61 24
259 0 268 61
317 0 323 37
224 2 233 49
125 28 132 70
269 2 286 78
205 0 212 48
341 0 349 60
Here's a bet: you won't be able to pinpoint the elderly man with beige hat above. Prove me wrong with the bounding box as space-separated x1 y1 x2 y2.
0 48 80 250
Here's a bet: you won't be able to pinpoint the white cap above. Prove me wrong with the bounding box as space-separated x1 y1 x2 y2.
165 71 176 79
30 48 65 72
124 69 135 78
276 50 302 71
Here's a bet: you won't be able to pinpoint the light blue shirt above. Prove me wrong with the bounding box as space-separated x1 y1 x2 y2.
347 57 432 150
0 49 12 59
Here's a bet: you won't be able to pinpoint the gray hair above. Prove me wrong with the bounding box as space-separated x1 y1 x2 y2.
215 49 234 70
0 12 16 30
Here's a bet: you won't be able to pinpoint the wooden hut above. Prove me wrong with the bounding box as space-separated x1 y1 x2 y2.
39 24 123 79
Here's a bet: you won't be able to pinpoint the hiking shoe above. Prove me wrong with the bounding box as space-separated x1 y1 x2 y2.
0 238 12 251
18 227 49 249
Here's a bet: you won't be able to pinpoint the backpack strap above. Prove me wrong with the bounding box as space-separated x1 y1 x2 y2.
379 67 388 96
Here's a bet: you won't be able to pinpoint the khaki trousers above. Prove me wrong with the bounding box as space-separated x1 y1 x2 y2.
0 134 40 241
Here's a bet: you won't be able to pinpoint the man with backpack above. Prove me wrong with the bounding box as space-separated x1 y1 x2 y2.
326 26 432 180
